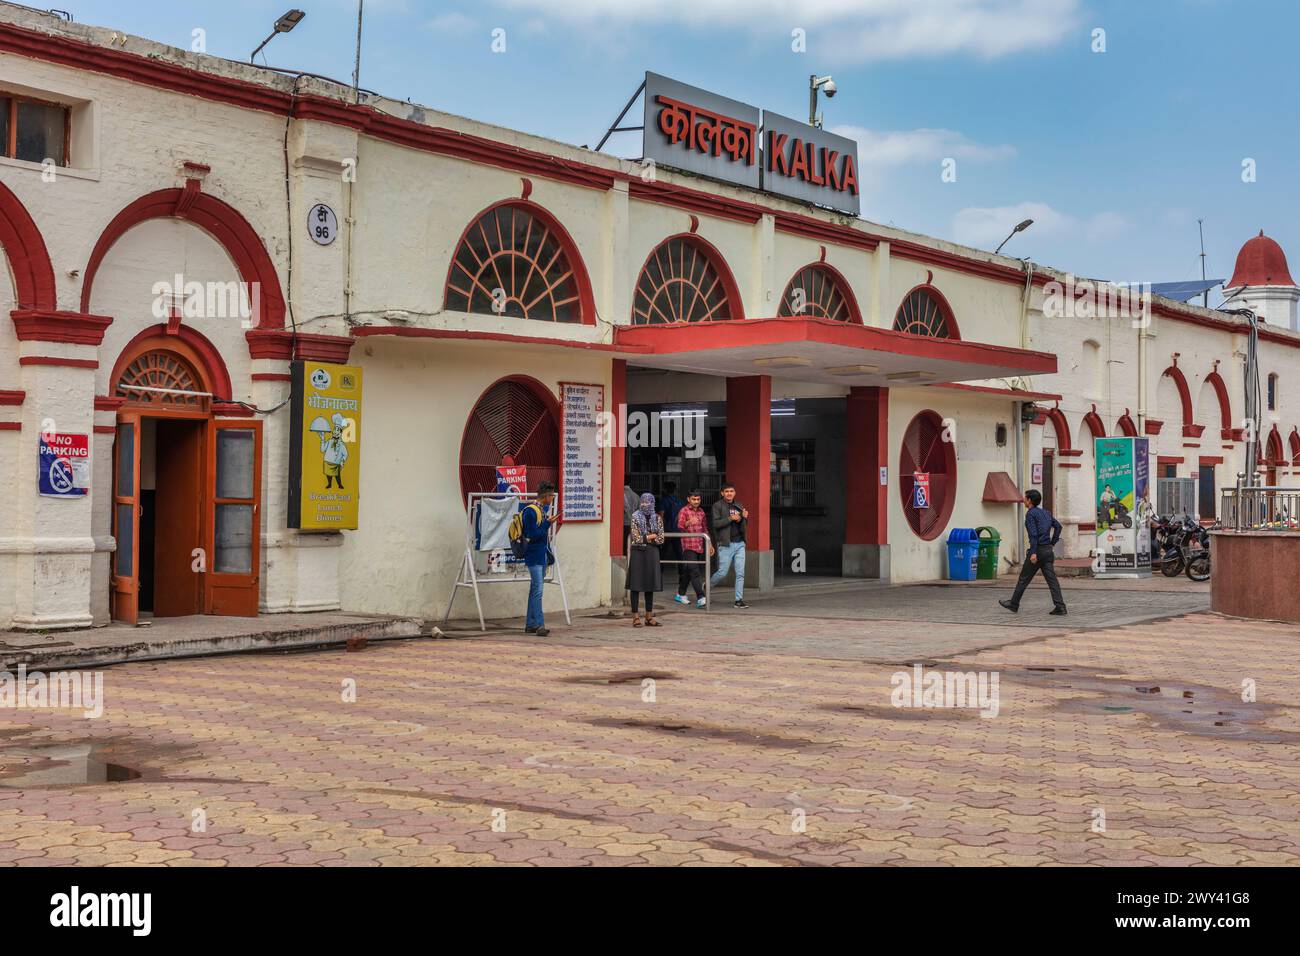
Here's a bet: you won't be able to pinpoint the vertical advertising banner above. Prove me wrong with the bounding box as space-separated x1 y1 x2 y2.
289 361 363 531
1094 436 1150 576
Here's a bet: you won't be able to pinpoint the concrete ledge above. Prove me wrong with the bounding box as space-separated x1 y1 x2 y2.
0 613 423 670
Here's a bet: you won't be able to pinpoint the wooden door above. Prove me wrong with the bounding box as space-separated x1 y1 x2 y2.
205 419 263 617
154 418 206 617
110 412 143 624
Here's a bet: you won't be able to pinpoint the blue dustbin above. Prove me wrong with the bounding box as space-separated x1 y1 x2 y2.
946 528 980 581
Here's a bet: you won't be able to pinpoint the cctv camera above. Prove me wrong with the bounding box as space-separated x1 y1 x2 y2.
823 79 837 97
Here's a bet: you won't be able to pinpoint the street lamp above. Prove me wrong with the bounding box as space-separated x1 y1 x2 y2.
808 74 836 128
251 9 306 62
994 219 1034 255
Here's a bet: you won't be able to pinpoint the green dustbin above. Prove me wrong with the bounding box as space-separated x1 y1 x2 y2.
975 526 1001 579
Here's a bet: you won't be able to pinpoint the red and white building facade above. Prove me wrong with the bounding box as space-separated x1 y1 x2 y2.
2 3 1299 629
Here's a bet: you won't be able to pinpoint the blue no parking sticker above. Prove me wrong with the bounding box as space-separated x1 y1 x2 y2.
38 433 90 498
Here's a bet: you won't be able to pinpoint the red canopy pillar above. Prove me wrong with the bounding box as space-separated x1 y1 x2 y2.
725 375 773 591
609 358 627 558
844 385 890 579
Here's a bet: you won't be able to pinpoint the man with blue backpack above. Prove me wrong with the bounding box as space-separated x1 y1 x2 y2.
509 482 560 637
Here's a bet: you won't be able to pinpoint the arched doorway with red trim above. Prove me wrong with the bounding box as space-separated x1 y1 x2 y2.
899 409 957 541
458 375 560 502
109 330 261 624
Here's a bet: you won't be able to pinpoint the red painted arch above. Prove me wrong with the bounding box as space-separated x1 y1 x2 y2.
1116 411 1138 436
1082 409 1106 440
109 324 234 402
80 189 286 329
1161 365 1194 430
1201 370 1233 434
457 374 562 507
632 232 745 324
778 261 863 324
1266 424 1285 465
1290 427 1300 466
0 180 57 310
894 282 961 340
442 198 597 326
1044 407 1073 452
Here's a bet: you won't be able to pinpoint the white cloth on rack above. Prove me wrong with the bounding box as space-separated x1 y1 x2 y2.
475 495 518 551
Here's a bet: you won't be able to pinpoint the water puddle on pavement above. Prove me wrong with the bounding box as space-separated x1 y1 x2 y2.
1025 668 1295 743
0 742 142 788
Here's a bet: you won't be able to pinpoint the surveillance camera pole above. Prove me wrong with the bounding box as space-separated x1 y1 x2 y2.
809 74 819 127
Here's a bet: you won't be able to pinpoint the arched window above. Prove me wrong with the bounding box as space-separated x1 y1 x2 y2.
459 376 560 502
1268 373 1278 411
444 201 591 323
893 286 958 339
632 235 741 325
777 263 860 323
899 410 957 541
114 346 210 411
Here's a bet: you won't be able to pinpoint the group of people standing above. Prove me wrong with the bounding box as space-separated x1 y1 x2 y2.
623 482 751 627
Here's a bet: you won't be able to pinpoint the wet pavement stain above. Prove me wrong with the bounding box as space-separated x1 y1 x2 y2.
587 716 822 749
561 671 680 685
1019 667 1298 743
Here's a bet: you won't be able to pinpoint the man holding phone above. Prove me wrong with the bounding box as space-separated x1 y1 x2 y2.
710 483 750 608
523 482 560 636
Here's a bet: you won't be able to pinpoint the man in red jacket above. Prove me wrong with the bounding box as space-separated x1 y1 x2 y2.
672 490 709 608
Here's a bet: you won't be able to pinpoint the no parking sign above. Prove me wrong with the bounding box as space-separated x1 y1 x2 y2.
912 472 931 509
38 433 90 498
495 465 528 494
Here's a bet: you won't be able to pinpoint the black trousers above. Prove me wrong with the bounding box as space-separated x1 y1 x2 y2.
1010 544 1066 609
677 549 705 599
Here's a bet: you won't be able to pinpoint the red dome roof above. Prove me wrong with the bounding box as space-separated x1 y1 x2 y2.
1228 230 1295 288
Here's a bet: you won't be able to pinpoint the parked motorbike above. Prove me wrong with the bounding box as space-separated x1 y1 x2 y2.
1151 515 1194 576
1184 521 1218 582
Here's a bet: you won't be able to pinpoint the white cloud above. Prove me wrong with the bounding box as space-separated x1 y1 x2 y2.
950 202 1130 250
491 0 1081 61
831 125 1016 168
427 12 476 34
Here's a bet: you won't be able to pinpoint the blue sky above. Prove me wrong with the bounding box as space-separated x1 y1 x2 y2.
57 0 1300 292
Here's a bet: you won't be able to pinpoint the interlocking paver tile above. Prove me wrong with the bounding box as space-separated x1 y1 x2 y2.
2 596 1297 867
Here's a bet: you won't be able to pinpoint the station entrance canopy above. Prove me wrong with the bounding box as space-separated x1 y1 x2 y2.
613 318 1058 387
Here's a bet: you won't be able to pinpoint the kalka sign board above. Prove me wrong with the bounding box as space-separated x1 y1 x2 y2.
642 73 861 216
643 72 761 190
761 111 860 214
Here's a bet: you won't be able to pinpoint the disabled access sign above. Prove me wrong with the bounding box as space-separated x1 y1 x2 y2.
38 433 90 498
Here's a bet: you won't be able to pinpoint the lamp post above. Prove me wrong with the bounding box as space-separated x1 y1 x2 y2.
251 9 306 62
995 219 1034 255
808 75 836 128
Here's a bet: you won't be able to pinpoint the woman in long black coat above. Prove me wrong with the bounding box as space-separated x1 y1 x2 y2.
627 492 664 626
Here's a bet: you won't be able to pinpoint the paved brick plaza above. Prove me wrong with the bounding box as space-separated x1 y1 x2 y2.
2 580 1297 867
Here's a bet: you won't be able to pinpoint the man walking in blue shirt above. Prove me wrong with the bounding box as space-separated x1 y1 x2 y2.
1000 489 1067 616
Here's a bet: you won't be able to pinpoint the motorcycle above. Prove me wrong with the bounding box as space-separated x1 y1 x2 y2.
1184 521 1218 582
1151 514 1194 576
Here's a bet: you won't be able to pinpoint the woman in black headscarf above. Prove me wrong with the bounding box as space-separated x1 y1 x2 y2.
627 491 664 627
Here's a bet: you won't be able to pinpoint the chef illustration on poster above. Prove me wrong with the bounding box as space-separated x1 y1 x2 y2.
310 412 349 490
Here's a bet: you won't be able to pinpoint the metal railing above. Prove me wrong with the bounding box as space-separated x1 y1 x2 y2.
1221 484 1300 531
624 531 713 611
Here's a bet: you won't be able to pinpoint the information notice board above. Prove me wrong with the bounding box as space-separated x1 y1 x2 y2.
560 382 604 522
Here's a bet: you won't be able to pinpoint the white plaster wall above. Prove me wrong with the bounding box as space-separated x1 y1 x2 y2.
887 388 1022 583
338 336 614 620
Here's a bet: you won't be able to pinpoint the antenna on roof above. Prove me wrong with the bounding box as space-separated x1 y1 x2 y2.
1197 218 1209 308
